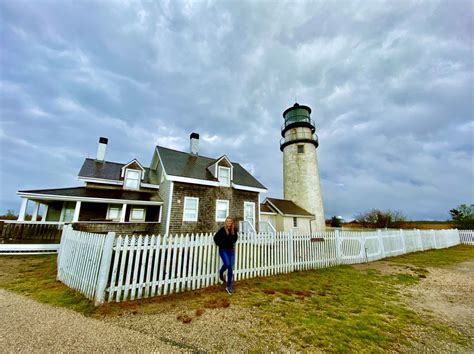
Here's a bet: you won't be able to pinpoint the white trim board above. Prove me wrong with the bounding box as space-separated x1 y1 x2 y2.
232 183 267 193
79 176 123 186
16 192 163 206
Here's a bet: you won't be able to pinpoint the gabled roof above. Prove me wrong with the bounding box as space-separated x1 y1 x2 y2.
17 187 162 204
260 203 276 214
264 197 313 217
207 155 233 178
79 158 158 184
120 159 146 178
156 146 266 190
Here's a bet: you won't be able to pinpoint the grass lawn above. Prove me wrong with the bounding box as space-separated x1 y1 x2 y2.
1 244 472 352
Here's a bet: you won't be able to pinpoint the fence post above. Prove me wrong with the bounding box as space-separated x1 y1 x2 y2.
416 229 423 251
335 230 341 265
56 224 71 281
95 232 116 306
362 234 368 263
288 230 294 272
399 229 406 254
377 229 385 259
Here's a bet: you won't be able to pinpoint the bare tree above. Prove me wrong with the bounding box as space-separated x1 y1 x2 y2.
355 209 406 228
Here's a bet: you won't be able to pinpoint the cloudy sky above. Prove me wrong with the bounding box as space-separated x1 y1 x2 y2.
0 0 472 220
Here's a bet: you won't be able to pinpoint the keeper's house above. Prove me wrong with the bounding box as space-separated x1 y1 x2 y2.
16 134 267 235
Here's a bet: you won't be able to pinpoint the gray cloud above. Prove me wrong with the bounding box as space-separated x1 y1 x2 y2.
0 0 472 220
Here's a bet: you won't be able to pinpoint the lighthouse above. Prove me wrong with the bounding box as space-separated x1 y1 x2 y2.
280 103 326 232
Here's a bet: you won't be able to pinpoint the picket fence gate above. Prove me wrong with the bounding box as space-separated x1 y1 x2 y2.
56 226 462 305
459 229 474 245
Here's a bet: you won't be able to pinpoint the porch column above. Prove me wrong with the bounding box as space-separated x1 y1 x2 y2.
18 198 28 221
31 202 40 222
41 204 49 222
73 201 82 222
120 204 127 222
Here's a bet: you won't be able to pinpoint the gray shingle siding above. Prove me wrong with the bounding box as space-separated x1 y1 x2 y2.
158 178 173 235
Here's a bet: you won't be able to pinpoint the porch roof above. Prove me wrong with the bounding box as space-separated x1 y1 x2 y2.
260 203 276 214
17 187 163 205
264 198 314 218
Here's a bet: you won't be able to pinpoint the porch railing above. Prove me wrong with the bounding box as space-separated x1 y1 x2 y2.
0 221 63 244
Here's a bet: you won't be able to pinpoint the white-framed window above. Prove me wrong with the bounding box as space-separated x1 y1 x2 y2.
107 204 121 221
244 201 256 229
130 207 146 222
61 202 75 222
183 197 199 222
293 217 298 227
297 145 304 154
216 199 229 221
124 169 141 189
218 166 230 187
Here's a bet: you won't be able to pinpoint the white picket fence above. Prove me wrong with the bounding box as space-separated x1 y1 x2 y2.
459 229 474 245
56 226 463 305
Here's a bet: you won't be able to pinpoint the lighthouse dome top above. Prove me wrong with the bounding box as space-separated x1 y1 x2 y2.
282 102 312 118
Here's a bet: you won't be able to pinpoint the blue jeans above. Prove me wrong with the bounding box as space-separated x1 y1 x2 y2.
219 248 234 290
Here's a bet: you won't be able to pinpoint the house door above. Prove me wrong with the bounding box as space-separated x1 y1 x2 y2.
244 202 255 230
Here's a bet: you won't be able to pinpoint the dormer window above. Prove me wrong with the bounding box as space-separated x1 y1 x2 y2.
124 169 141 189
218 166 230 187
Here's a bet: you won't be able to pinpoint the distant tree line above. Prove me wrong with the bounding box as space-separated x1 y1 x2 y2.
354 209 407 229
328 204 473 230
0 209 33 221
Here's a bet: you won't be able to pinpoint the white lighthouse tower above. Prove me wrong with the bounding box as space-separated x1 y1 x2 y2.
280 103 326 232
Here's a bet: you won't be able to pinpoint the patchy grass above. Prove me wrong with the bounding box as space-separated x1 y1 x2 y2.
0 245 472 352
387 244 474 268
0 255 95 315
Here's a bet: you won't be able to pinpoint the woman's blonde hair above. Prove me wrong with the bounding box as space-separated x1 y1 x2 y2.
224 216 235 235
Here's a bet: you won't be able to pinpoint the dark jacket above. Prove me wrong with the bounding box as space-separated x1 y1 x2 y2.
213 227 238 249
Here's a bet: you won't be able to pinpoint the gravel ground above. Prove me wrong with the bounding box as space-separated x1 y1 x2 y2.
104 304 295 352
401 260 474 352
355 259 474 352
0 289 178 352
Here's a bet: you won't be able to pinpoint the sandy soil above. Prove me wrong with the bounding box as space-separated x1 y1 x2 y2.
0 288 178 352
354 259 474 352
104 303 296 352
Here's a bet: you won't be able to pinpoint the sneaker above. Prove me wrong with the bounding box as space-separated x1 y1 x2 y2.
219 273 225 283
226 287 233 295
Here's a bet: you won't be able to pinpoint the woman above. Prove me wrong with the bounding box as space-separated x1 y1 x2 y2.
213 216 238 294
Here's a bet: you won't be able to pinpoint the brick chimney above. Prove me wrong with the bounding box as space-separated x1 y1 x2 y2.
96 137 108 161
190 132 199 155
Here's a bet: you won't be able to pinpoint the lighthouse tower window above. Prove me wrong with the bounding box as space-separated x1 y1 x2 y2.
297 145 304 154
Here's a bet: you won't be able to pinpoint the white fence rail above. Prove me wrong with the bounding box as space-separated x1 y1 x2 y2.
459 229 474 245
0 243 60 255
57 227 463 305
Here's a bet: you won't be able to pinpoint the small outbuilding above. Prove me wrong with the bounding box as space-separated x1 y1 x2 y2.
260 197 314 233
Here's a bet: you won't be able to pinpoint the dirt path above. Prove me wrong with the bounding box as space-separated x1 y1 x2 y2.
402 260 474 351
354 259 474 351
0 289 178 352
406 260 473 336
